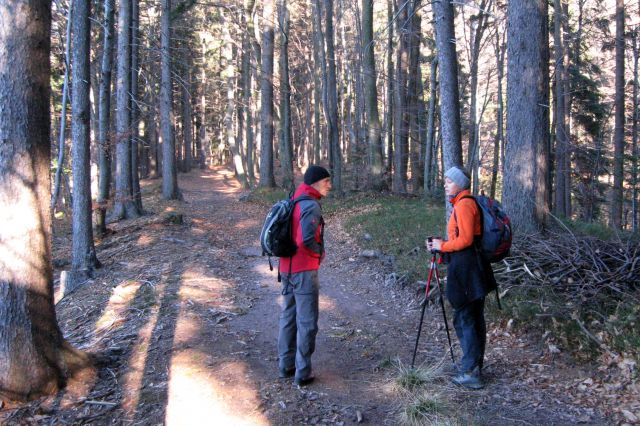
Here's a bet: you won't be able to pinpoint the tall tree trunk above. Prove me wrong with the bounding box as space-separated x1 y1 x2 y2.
311 0 323 165
392 1 409 193
324 0 342 192
95 0 115 235
432 0 463 179
161 0 180 199
385 0 394 180
130 0 142 210
69 0 100 295
112 0 141 218
278 0 294 190
424 58 438 197
362 0 384 189
407 2 422 194
182 66 193 173
222 13 248 188
0 0 91 399
611 0 625 228
632 28 639 232
553 0 569 217
243 0 255 182
259 0 276 187
52 2 73 210
466 0 491 194
503 0 549 232
490 27 505 199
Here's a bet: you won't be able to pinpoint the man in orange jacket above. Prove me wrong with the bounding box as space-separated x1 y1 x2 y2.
427 166 496 389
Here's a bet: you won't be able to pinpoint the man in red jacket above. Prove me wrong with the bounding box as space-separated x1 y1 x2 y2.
278 165 331 386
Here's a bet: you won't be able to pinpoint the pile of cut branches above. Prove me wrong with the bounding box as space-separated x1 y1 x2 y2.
493 230 639 303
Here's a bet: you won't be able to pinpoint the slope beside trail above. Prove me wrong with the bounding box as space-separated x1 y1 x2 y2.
2 167 613 425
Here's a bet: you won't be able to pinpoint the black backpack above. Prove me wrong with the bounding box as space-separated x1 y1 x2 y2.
260 195 311 259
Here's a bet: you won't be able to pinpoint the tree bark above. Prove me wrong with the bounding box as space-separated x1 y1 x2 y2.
69 0 100 295
112 0 141 218
503 0 549 232
95 0 115 236
490 26 505 199
161 0 180 199
392 1 409 193
424 58 438 197
52 2 73 211
611 0 625 228
324 0 342 192
222 12 249 188
432 0 463 180
278 0 294 190
130 0 142 210
632 28 639 232
362 0 384 189
0 0 90 399
553 0 569 217
466 0 491 194
259 0 276 187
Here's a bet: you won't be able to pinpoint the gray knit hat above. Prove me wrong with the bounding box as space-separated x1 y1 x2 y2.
444 166 471 190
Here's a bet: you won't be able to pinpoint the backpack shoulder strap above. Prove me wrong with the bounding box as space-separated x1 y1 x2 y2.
452 195 482 240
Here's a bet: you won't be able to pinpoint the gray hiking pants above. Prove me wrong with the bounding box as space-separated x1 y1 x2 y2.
278 270 319 381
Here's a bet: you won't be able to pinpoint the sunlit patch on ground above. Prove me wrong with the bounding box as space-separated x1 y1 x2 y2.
121 299 161 417
91 280 145 342
136 234 155 247
165 353 269 425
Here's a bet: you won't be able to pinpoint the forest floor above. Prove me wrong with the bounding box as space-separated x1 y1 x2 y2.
1 167 633 425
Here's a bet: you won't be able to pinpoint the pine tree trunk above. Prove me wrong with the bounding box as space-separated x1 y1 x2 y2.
52 3 73 211
324 0 342 192
490 28 505 199
503 0 549 232
432 0 463 176
161 0 180 199
407 3 422 194
68 0 100 295
385 0 394 180
424 58 438 196
130 0 142 210
278 0 294 190
632 29 639 232
361 0 384 189
223 14 249 188
611 0 625 228
182 67 193 173
95 0 115 235
466 0 490 193
259 0 276 187
392 1 409 193
112 0 141 218
0 0 91 399
553 0 568 217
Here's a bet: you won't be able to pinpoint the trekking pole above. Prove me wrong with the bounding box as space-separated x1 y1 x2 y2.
410 252 437 368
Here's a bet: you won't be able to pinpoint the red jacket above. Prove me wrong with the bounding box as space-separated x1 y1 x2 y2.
279 183 325 273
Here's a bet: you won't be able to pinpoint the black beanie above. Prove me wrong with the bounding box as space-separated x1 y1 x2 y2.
304 165 331 185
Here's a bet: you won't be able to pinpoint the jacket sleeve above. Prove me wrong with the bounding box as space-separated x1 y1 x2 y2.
299 200 323 255
441 199 477 252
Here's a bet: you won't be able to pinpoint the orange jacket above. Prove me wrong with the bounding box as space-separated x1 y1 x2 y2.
441 189 481 253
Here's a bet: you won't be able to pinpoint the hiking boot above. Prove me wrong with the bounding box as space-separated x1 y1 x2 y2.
279 367 295 379
294 376 315 387
451 372 484 389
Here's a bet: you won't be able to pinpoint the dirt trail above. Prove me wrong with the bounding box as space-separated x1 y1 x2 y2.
2 167 613 425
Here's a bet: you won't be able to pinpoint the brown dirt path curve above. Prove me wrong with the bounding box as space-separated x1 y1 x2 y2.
1 167 615 425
